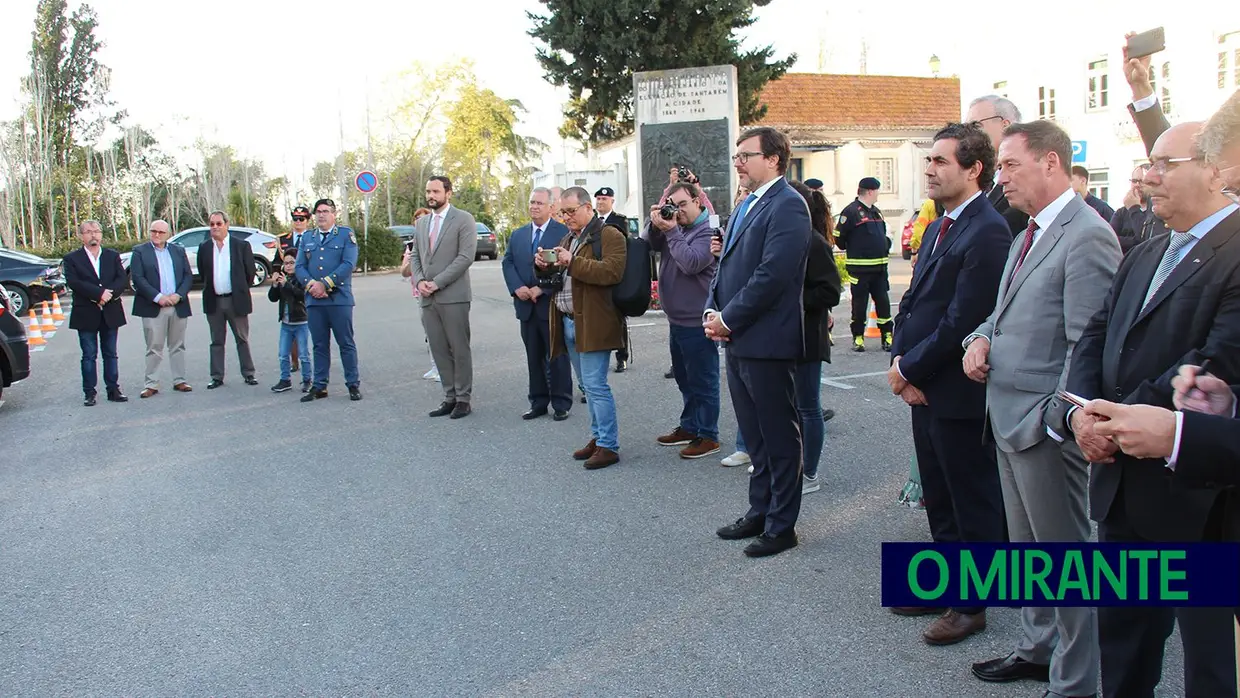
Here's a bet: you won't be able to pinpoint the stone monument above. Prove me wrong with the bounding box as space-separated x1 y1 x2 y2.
633 65 740 219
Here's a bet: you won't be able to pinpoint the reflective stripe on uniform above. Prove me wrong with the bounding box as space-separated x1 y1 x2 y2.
845 257 888 266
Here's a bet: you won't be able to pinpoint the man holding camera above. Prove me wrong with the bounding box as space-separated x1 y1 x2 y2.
664 165 715 215
644 182 721 460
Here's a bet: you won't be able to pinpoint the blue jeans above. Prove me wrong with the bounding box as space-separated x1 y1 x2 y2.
735 361 825 477
669 323 720 441
78 328 119 396
563 316 619 450
279 322 312 383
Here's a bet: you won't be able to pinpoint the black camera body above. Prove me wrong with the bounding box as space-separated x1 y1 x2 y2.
677 166 691 181
659 198 679 221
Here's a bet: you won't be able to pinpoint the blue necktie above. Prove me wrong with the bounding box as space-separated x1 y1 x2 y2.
531 226 542 253
725 194 757 255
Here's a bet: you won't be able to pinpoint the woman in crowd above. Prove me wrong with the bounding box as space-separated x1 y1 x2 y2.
400 207 438 381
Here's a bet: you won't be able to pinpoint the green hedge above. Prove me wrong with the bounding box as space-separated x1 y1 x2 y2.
356 225 404 270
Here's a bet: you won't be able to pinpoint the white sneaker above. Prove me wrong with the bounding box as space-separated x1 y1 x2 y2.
423 367 439 381
747 464 754 474
802 474 821 494
720 451 751 467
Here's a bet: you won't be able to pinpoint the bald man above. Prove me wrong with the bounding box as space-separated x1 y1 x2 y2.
129 219 195 396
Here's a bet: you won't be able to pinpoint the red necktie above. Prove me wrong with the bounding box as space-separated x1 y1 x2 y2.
933 217 954 253
1007 219 1039 287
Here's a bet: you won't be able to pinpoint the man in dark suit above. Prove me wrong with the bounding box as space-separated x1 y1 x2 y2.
1111 164 1167 253
887 123 1011 645
966 94 1031 237
129 219 194 397
62 220 129 406
1064 121 1240 698
502 186 572 420
198 210 257 389
706 126 810 558
1071 165 1117 222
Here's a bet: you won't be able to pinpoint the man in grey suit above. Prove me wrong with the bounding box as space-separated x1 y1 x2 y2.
963 120 1121 698
129 219 194 397
409 175 477 419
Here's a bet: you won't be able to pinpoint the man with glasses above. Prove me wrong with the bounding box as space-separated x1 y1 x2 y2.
128 219 194 397
966 95 1030 237
279 204 312 375
836 176 893 352
199 210 258 389
1060 121 1240 698
1111 164 1166 253
644 181 721 460
295 198 362 402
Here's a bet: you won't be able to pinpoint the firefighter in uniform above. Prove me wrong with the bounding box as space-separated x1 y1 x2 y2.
835 177 892 352
295 198 362 402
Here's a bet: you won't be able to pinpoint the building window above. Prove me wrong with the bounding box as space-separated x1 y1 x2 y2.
787 157 804 182
1087 59 1109 111
1220 32 1240 91
866 158 896 194
573 178 587 185
993 80 1008 98
1038 86 1056 120
1088 169 1110 203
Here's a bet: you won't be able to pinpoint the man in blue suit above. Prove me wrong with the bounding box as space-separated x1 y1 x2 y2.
502 187 573 420
295 198 362 402
887 123 1011 646
706 126 811 558
129 219 194 397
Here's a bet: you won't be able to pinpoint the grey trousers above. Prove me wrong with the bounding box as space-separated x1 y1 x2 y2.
997 438 1098 697
207 295 254 381
421 301 472 403
142 306 188 389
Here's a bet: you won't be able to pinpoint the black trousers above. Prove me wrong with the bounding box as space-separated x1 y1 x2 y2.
1097 493 1238 698
848 269 892 337
911 406 1005 615
727 352 802 536
520 309 572 413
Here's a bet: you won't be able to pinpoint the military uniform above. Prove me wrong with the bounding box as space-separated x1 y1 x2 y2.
294 222 361 394
836 178 892 351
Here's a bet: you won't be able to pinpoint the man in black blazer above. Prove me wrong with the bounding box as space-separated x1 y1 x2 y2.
129 219 194 397
501 187 573 420
198 211 257 388
1064 121 1240 698
887 123 1011 645
62 220 129 406
966 95 1031 237
706 127 810 558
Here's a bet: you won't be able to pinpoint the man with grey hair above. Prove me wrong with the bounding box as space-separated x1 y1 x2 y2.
129 219 194 397
198 210 258 389
1197 88 1240 197
966 94 1030 236
62 220 130 405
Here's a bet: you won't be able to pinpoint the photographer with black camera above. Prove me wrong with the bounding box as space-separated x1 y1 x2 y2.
643 182 722 460
662 165 715 215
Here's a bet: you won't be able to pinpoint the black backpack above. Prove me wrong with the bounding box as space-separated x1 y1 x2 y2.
591 230 651 317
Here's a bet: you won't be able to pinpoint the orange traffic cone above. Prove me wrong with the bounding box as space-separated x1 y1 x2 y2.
51 292 65 321
864 309 881 338
27 313 46 346
40 301 56 331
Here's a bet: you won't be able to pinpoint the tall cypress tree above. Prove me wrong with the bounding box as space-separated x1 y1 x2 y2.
528 0 795 146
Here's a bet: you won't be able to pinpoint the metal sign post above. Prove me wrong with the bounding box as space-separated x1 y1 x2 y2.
355 170 378 273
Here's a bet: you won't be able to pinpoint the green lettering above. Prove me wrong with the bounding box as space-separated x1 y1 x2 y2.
1130 550 1158 601
1024 550 1055 601
962 550 1005 601
1058 550 1091 601
1010 545 1021 601
1092 550 1127 600
909 551 949 600
1159 550 1189 601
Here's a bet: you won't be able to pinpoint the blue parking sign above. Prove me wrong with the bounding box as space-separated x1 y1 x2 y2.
1071 141 1087 164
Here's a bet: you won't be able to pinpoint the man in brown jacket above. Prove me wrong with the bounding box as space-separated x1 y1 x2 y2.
535 186 627 469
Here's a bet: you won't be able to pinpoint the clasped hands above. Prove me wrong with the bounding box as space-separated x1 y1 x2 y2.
887 356 927 406
514 286 543 302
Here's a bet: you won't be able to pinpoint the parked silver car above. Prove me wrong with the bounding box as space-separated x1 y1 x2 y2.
120 226 278 287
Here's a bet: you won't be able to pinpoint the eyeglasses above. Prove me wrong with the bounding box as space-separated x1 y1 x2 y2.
1147 156 1200 175
292 216 308 221
671 199 694 210
968 115 1004 129
559 205 587 217
731 151 764 164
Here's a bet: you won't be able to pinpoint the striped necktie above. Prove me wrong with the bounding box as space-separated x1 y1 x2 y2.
1141 232 1195 310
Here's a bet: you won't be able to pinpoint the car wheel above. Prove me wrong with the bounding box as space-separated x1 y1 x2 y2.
3 283 29 317
252 260 269 286
474 254 481 261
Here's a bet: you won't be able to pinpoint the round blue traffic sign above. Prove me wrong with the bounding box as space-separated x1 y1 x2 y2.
355 170 378 194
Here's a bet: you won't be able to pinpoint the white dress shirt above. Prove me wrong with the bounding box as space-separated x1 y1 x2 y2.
213 235 233 295
84 246 101 278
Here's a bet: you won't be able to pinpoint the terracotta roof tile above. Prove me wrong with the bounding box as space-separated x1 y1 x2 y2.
752 73 961 129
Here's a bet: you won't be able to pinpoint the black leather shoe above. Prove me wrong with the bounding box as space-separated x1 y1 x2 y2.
579 394 587 404
614 359 627 373
207 379 224 389
450 402 472 419
244 376 259 386
429 401 456 417
300 388 328 402
971 653 1050 683
664 367 674 379
743 530 798 557
716 517 765 540
823 408 836 422
106 390 128 403
83 393 97 407
522 408 548 420
348 386 362 401
553 410 569 421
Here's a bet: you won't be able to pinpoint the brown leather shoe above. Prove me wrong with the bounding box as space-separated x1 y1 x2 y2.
584 447 619 470
173 383 192 392
680 438 721 459
572 438 598 461
656 427 695 446
139 388 158 399
889 606 946 617
922 610 986 646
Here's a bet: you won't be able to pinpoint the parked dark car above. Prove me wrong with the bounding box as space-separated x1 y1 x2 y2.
0 248 67 317
0 290 32 400
390 225 416 245
475 223 497 260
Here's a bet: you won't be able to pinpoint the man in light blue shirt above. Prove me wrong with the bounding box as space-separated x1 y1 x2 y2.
129 219 194 396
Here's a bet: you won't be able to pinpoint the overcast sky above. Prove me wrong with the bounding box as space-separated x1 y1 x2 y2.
0 0 1174 183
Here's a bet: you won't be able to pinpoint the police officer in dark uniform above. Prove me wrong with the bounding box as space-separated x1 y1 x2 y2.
280 205 311 261
295 198 362 401
835 177 892 352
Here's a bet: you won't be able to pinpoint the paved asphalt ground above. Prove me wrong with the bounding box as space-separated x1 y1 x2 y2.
0 257 1186 696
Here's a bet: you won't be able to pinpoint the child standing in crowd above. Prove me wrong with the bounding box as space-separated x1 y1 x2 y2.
268 255 312 393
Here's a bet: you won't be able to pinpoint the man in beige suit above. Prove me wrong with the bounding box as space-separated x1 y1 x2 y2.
409 175 477 419
963 120 1121 698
